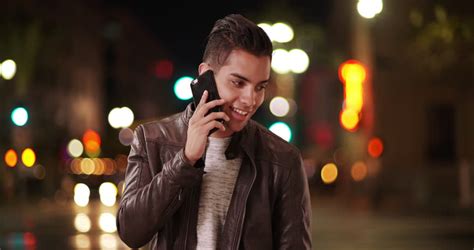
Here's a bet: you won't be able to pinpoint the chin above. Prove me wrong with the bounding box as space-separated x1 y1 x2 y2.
227 121 247 133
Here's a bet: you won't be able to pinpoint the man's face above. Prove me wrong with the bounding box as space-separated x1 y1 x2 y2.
201 49 271 137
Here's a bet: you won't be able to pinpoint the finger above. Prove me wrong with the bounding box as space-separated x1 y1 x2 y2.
196 98 225 117
204 120 226 132
198 112 229 125
197 90 208 107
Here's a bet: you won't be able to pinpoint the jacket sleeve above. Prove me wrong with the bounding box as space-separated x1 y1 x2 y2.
273 152 312 249
116 124 204 248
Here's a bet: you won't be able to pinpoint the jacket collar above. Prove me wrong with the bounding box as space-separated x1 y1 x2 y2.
180 103 256 161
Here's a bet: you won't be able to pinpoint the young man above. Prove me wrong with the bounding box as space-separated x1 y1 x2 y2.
117 14 312 249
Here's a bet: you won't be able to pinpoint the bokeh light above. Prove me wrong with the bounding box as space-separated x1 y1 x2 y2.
321 163 338 184
269 96 290 117
154 59 174 79
368 137 384 158
99 213 117 233
174 76 193 100
73 234 91 249
351 161 368 181
357 0 383 19
272 22 294 43
11 107 29 126
99 182 118 207
67 139 84 158
74 213 91 233
21 148 36 167
339 60 366 84
108 107 134 129
340 109 360 132
119 128 134 146
271 49 291 74
82 129 101 158
100 234 118 249
4 149 18 168
288 49 310 74
33 164 46 179
1 59 17 80
269 122 292 142
74 183 90 207
80 158 95 175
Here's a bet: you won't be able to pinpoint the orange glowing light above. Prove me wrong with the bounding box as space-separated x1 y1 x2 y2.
5 149 18 167
338 60 367 84
321 163 338 184
82 129 101 146
368 137 384 158
340 109 359 132
351 161 368 181
345 80 363 112
83 129 101 157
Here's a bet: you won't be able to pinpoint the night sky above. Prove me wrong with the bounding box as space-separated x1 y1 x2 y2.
109 0 332 70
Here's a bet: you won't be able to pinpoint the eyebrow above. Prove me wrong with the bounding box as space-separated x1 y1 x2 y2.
230 73 270 84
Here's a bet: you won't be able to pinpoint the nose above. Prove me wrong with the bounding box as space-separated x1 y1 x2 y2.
240 87 256 107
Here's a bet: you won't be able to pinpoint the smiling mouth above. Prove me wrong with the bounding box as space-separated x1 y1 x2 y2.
230 106 249 116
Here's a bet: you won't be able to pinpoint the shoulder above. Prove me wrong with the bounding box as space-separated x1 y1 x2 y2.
249 120 301 164
135 111 186 145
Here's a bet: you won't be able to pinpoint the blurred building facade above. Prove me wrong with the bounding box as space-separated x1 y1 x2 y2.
0 0 171 202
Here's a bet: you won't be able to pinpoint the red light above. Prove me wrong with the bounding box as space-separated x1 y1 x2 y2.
82 129 101 157
154 59 174 79
368 137 384 158
82 129 101 146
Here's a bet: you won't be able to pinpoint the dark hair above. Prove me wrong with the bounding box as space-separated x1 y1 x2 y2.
202 14 273 68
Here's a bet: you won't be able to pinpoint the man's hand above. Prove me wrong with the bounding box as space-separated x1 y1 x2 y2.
184 90 230 166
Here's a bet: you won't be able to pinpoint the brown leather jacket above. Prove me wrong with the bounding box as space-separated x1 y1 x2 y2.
117 104 312 249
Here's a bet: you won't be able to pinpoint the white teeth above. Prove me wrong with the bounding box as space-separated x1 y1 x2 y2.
232 107 248 115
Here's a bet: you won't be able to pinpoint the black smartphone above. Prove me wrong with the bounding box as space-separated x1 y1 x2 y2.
190 69 224 134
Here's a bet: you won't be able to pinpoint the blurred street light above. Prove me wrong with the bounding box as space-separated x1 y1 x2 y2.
269 121 292 142
74 213 92 233
21 148 36 167
357 0 383 19
99 182 118 207
67 139 84 158
108 107 134 129
4 149 18 168
1 59 17 80
82 129 101 158
272 22 294 43
269 96 290 117
99 213 117 233
174 76 193 101
351 161 368 181
258 22 294 43
288 49 310 74
368 137 384 158
74 183 90 207
11 107 29 126
321 163 338 184
271 49 291 74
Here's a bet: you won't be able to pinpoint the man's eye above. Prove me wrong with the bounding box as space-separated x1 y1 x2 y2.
257 84 267 91
232 80 243 87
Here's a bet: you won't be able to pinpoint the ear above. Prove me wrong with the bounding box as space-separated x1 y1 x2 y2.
198 63 211 75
